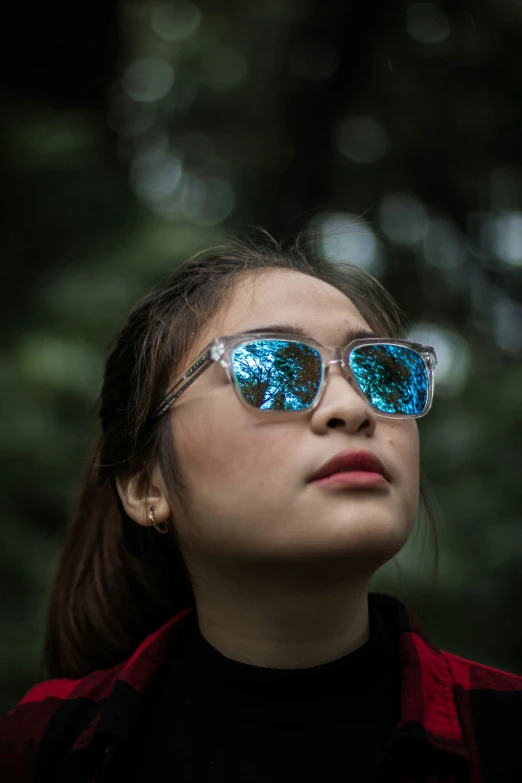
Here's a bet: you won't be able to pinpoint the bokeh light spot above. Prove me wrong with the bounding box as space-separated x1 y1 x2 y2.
493 298 522 354
336 116 388 164
408 323 470 396
407 3 450 45
151 0 201 42
158 176 235 225
380 193 428 245
423 218 466 270
313 212 385 275
130 149 183 206
488 211 522 266
123 58 175 103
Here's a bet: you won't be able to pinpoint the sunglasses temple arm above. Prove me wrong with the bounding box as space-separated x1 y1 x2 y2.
153 351 213 418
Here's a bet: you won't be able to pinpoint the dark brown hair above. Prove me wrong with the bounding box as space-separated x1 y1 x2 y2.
44 232 439 679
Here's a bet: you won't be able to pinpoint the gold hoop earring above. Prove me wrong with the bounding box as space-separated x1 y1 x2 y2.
149 505 169 535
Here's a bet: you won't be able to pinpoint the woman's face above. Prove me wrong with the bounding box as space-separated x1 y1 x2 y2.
167 269 420 583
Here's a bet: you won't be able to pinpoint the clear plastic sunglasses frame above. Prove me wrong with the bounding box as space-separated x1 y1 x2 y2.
152 332 437 421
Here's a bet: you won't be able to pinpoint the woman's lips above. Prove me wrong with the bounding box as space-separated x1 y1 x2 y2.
310 470 389 488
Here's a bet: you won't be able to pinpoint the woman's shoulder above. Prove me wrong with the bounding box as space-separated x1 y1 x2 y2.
0 609 192 781
439 649 522 778
0 662 126 782
439 646 522 687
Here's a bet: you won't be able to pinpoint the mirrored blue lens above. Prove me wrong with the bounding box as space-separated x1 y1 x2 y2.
349 344 429 415
231 340 323 410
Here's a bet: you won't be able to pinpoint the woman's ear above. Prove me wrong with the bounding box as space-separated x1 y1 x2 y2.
116 465 171 528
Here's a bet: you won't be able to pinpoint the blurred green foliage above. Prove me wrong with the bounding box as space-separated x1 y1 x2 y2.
1 0 522 713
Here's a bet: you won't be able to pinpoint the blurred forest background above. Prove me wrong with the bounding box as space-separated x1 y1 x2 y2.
1 0 522 713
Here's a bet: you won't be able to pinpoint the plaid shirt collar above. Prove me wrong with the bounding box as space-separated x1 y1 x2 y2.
58 594 472 778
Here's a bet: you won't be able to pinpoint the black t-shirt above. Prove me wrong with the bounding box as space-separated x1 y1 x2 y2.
120 601 401 782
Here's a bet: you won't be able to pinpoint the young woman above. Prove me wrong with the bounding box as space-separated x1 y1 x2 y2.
1 236 521 783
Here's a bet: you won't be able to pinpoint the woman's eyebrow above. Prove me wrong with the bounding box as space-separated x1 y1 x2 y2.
240 323 378 343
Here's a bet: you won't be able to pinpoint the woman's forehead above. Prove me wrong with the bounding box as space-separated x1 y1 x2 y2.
204 269 368 343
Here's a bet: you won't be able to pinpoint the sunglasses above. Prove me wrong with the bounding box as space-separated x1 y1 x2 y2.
152 331 437 420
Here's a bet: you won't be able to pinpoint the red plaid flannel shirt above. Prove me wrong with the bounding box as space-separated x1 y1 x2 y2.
1 593 522 782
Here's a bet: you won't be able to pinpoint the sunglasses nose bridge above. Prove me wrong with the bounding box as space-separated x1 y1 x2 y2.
324 358 342 376
322 355 355 386
319 355 374 414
